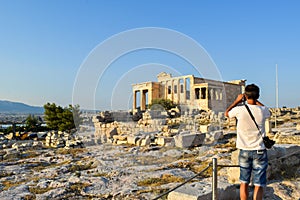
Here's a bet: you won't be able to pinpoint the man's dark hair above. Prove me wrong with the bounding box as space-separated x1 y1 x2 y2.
245 84 260 100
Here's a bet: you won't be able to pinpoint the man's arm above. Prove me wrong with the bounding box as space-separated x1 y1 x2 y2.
225 94 245 117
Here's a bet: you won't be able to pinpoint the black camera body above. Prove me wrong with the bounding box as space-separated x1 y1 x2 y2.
263 136 275 149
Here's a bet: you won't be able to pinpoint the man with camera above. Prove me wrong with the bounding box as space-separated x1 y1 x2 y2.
225 84 271 200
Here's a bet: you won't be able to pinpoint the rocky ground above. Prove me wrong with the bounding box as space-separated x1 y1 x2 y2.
0 130 299 200
1 107 300 200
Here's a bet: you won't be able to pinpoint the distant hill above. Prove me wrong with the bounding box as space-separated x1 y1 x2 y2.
0 100 44 114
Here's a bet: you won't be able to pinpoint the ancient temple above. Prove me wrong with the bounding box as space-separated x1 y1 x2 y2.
132 72 245 113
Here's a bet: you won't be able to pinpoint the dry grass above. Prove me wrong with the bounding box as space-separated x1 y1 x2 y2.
166 160 196 170
68 161 96 173
55 148 86 156
29 186 54 194
3 150 44 162
69 182 91 192
92 172 109 177
30 159 71 172
137 174 185 187
2 180 27 190
190 160 213 177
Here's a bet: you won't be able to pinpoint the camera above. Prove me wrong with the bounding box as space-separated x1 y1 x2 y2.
242 95 246 102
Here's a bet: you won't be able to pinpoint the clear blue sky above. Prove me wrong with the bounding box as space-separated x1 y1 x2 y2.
1 0 299 110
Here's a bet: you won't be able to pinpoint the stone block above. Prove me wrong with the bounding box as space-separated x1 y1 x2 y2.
116 140 128 145
141 138 151 146
127 136 139 145
297 123 300 131
265 119 272 133
136 138 143 146
199 125 209 133
227 150 239 184
212 130 223 140
92 116 103 122
156 137 174 146
105 127 118 139
4 132 14 140
113 134 127 141
174 133 205 148
274 133 300 144
170 129 179 134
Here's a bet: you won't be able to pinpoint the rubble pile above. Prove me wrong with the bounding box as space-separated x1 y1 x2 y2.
93 110 223 148
45 130 83 148
93 106 300 149
0 130 84 151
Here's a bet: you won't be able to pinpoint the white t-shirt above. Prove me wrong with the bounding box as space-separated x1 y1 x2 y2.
228 104 271 150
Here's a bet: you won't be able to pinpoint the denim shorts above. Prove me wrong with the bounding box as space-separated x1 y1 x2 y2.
239 149 268 187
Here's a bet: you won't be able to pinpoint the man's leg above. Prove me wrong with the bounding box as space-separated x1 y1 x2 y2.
239 150 252 200
240 182 249 200
253 186 263 200
253 150 268 200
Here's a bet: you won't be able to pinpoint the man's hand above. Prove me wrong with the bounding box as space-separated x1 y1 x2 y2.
225 93 245 117
235 94 246 104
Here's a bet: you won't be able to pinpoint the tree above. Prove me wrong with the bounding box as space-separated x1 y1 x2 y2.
44 103 63 130
44 103 82 131
25 114 42 132
149 99 177 110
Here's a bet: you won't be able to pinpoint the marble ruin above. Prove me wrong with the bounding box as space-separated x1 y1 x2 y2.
132 72 246 113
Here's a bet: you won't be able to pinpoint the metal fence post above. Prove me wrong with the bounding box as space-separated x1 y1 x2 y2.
212 158 218 200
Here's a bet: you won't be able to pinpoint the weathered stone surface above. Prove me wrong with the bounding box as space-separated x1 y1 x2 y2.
0 185 35 200
105 127 118 139
174 132 205 148
156 136 174 146
113 134 127 141
35 188 67 200
116 140 128 145
227 150 239 184
274 132 300 144
199 125 209 133
297 123 300 130
141 137 151 146
4 132 14 140
265 179 300 200
83 177 109 195
265 119 272 133
0 129 299 200
127 135 140 145
168 177 239 200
